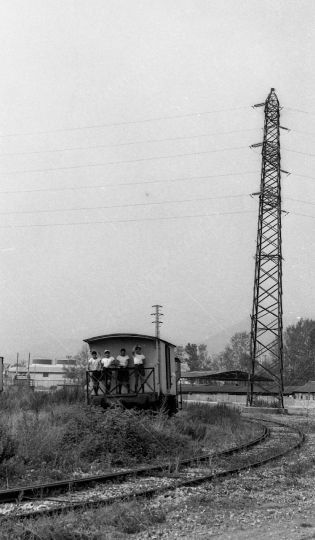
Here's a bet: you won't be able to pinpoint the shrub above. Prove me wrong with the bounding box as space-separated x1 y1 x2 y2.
0 403 202 487
183 402 241 424
0 396 259 488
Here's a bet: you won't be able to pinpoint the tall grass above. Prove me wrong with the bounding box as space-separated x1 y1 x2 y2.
0 386 85 413
175 403 256 450
0 394 201 488
0 501 167 539
183 402 242 424
0 392 259 489
0 399 262 539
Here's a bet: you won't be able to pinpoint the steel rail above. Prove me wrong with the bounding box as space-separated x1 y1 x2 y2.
0 420 305 523
0 420 268 505
0 419 303 521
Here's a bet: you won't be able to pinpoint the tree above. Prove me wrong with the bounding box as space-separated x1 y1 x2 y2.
176 343 212 372
174 345 190 371
210 354 221 372
185 343 202 371
213 332 251 372
198 344 212 370
283 318 315 384
63 344 90 387
174 345 185 362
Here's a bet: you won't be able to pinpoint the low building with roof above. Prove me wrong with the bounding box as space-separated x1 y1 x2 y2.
6 357 78 390
179 370 301 406
292 381 315 400
180 369 272 385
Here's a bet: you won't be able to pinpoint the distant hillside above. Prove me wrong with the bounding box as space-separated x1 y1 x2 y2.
202 315 305 357
202 317 250 356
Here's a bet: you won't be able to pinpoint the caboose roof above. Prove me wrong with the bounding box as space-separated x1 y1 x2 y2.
83 333 176 347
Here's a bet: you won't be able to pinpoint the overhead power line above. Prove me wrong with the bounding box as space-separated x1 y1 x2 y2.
0 208 313 228
0 145 249 176
292 173 315 181
0 106 251 138
283 148 315 157
251 194 315 209
285 197 315 207
289 211 315 219
0 128 260 158
283 107 315 115
252 145 315 158
0 210 256 229
289 129 315 136
0 193 249 216
0 170 259 195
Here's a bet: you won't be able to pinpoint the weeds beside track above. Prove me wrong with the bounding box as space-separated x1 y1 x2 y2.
0 418 267 506
0 417 303 521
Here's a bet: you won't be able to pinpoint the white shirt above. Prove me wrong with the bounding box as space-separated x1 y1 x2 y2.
88 357 101 371
116 355 129 368
101 356 115 368
133 354 145 365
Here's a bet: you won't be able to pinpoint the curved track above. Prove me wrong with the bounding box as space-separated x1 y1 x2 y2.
0 417 304 520
0 419 267 505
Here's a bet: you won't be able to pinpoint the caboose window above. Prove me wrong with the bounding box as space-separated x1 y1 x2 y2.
43 373 49 377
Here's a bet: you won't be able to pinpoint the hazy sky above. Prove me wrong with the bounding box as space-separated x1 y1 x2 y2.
0 0 315 363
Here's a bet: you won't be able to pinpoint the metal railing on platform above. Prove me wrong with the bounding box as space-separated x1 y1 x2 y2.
86 367 155 402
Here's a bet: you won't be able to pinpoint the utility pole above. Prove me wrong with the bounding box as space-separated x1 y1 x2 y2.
27 353 31 382
16 353 19 377
151 305 163 338
249 88 287 408
152 305 163 392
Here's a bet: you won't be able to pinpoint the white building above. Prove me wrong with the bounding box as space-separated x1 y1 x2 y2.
6 357 77 390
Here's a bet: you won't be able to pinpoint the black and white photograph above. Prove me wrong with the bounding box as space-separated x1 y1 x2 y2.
0 1 315 538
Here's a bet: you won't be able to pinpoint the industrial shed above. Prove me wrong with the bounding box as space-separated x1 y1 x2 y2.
292 381 315 400
181 370 249 385
181 382 306 406
181 370 272 385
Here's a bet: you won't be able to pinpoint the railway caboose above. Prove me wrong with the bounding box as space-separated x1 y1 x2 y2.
84 333 180 412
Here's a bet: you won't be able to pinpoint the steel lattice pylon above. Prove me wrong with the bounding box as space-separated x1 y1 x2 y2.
249 88 284 407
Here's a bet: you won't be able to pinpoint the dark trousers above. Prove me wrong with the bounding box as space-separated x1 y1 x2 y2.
117 367 130 393
91 370 101 395
103 369 112 392
134 364 145 392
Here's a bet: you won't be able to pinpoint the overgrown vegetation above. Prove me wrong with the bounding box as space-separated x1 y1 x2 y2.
0 390 259 491
0 396 264 539
177 402 254 450
0 391 194 488
0 386 86 413
0 500 167 539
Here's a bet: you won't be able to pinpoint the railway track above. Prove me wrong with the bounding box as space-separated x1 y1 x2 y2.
0 417 304 521
0 419 267 505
